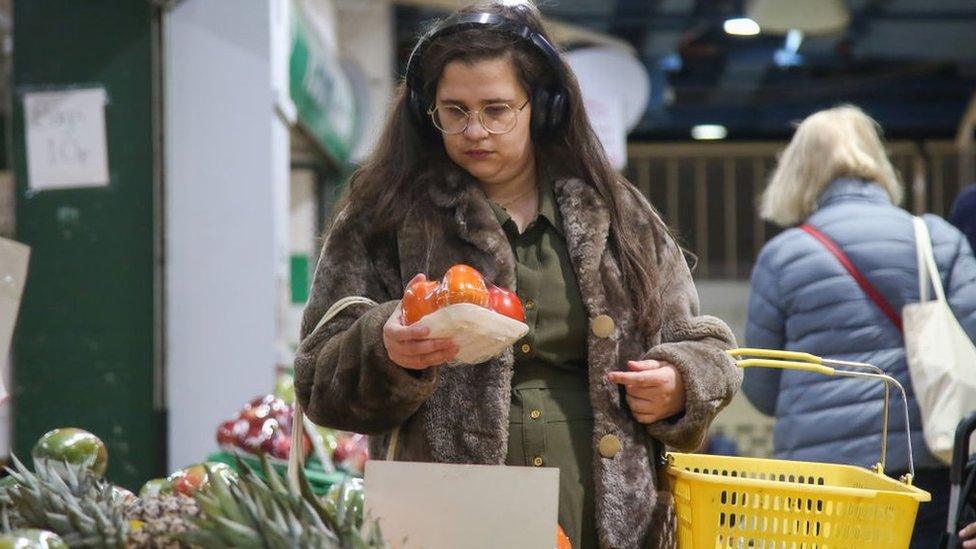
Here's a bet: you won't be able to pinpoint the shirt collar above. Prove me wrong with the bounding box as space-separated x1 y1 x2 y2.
487 174 564 236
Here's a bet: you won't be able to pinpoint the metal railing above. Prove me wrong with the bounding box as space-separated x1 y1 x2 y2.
626 140 974 279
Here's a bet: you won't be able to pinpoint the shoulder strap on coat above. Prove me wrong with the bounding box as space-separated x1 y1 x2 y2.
800 224 904 333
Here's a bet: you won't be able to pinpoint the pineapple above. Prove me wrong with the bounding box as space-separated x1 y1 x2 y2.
124 495 200 549
178 456 386 548
0 455 128 548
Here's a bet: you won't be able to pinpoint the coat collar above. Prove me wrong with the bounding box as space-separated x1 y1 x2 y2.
816 177 891 210
427 170 611 293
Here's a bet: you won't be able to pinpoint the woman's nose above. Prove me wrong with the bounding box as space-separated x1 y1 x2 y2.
463 114 489 140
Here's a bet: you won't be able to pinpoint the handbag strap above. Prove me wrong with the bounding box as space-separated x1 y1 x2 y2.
911 216 946 304
288 295 380 489
800 224 904 332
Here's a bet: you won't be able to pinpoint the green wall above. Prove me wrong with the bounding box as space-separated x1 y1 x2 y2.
12 2 163 488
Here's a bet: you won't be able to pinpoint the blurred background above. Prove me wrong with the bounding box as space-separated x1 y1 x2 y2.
0 0 974 488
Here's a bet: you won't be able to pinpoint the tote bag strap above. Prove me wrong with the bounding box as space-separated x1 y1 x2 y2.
288 295 380 489
800 224 904 332
912 216 947 304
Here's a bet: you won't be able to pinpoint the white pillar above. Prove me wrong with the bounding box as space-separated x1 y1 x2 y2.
335 0 394 161
164 0 290 470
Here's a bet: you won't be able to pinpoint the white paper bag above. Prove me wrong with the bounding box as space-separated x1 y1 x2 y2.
365 461 559 549
411 303 529 365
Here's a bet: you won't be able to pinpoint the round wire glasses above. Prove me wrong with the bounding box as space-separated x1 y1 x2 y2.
427 99 530 135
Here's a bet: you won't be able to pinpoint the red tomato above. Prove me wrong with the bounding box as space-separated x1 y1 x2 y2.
489 285 525 322
402 279 440 325
436 264 490 308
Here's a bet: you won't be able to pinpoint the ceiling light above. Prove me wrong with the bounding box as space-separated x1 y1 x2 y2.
724 17 761 36
692 124 728 140
747 0 849 35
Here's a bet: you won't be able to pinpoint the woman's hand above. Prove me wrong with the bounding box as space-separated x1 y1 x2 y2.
961 521 976 549
608 360 686 424
384 274 459 370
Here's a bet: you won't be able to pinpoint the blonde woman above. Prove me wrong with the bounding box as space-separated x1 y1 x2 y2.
743 105 976 548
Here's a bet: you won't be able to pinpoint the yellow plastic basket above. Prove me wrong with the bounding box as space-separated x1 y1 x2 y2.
666 349 932 548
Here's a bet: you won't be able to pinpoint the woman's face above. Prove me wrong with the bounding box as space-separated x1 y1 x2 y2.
434 57 535 187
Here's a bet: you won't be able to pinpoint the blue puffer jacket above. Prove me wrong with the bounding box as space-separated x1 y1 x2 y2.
744 177 976 472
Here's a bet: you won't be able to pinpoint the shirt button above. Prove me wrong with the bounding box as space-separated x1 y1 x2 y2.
525 299 536 310
532 456 544 466
530 409 542 420
598 434 621 458
520 343 531 354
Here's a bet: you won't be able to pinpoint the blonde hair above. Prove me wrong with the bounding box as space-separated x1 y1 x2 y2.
760 105 903 227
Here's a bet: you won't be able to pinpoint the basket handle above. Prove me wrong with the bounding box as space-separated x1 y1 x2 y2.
729 348 914 484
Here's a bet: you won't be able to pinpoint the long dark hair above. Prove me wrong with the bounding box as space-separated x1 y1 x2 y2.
338 1 666 334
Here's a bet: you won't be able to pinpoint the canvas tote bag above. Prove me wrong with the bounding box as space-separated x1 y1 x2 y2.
903 217 976 463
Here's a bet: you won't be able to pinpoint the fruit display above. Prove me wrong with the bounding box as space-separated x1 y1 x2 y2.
215 394 312 463
125 495 200 549
178 458 384 548
215 392 371 477
0 455 129 547
31 428 108 478
323 478 365 529
331 433 369 476
137 478 172 498
401 264 525 325
165 462 235 498
0 529 67 549
0 428 384 548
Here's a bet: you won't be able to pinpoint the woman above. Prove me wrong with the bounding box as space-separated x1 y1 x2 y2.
744 105 976 547
295 2 740 547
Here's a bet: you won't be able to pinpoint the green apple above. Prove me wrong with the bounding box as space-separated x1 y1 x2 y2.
138 477 173 498
31 428 108 477
0 529 68 549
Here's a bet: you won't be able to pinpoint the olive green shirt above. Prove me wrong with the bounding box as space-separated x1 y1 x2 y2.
489 179 597 549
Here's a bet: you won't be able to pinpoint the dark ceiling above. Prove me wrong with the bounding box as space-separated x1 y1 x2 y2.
395 0 976 140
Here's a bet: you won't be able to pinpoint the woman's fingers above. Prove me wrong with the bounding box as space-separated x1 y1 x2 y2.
960 521 976 546
607 369 668 387
386 321 431 342
626 393 659 415
396 338 457 357
395 346 459 370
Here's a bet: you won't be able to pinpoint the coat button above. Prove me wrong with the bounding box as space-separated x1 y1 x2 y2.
598 434 621 458
532 456 544 466
591 315 615 338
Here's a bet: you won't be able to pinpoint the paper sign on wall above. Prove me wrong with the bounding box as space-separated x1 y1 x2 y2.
0 238 30 403
24 87 110 190
365 461 559 549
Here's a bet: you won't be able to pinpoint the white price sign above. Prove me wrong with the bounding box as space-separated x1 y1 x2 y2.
24 87 110 190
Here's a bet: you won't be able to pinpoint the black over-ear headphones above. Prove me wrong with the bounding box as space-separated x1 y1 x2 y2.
404 12 568 141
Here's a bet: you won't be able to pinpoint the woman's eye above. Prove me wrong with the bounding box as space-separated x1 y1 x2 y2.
484 105 509 118
446 107 467 117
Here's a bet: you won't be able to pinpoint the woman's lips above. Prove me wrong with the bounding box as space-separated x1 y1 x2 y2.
464 150 492 159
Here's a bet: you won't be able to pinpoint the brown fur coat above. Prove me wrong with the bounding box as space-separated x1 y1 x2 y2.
294 172 741 548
